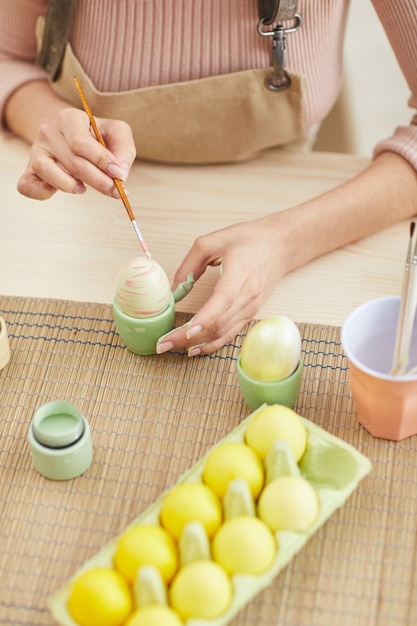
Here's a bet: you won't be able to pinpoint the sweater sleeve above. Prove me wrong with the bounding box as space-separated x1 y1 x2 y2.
0 0 49 133
371 0 417 172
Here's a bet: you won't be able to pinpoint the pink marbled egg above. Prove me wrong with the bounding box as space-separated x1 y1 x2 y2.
115 257 172 318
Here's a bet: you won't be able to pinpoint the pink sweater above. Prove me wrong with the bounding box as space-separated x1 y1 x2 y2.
1 0 417 170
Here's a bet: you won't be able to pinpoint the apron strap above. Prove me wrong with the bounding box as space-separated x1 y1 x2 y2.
37 0 77 80
257 0 299 25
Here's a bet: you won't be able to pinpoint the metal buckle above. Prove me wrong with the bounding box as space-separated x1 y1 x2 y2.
257 13 302 91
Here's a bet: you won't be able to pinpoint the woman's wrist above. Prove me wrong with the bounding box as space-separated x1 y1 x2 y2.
4 79 73 143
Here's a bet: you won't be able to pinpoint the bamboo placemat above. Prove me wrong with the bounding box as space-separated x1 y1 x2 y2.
1 295 416 626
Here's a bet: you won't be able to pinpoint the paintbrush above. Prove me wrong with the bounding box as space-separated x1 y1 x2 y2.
73 76 150 258
391 220 417 375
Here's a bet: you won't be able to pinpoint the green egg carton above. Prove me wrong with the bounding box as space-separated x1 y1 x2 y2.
49 405 372 626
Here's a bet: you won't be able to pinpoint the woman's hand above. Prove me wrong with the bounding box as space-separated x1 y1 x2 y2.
156 215 287 356
157 152 417 357
17 107 136 200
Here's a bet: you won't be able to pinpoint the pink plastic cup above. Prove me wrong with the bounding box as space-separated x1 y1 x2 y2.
341 296 417 441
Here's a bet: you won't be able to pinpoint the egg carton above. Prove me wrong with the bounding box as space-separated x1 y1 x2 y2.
50 406 372 625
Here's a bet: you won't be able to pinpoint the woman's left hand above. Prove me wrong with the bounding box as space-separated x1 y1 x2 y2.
156 215 286 356
158 151 417 357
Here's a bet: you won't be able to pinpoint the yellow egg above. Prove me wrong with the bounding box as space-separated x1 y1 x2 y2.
244 404 307 462
169 560 232 620
160 482 222 541
124 605 183 626
113 524 178 584
115 257 172 318
212 515 277 576
202 442 264 500
67 567 133 626
257 475 319 532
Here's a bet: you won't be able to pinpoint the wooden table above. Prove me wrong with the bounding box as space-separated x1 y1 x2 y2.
0 135 406 325
2 136 417 626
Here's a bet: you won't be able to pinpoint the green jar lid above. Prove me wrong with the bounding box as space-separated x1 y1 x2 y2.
28 401 93 480
32 401 85 448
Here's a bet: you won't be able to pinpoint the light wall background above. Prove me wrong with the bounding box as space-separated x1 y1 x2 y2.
315 0 412 156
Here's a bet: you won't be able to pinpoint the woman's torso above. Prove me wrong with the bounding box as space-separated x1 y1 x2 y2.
68 0 350 131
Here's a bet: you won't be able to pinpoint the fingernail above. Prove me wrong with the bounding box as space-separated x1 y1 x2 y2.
186 324 202 340
73 183 86 194
188 346 202 357
107 164 126 180
156 341 174 355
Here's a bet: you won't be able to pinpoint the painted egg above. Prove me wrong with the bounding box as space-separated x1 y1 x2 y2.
115 257 172 318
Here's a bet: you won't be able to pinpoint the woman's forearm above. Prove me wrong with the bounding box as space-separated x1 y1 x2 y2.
268 150 417 277
4 80 74 143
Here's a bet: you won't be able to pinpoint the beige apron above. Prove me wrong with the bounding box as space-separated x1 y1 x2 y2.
36 17 306 164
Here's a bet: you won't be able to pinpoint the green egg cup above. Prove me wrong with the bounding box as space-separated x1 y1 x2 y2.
113 294 176 356
237 356 304 411
113 270 195 356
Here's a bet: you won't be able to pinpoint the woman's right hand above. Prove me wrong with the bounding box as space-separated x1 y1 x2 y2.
17 107 136 200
